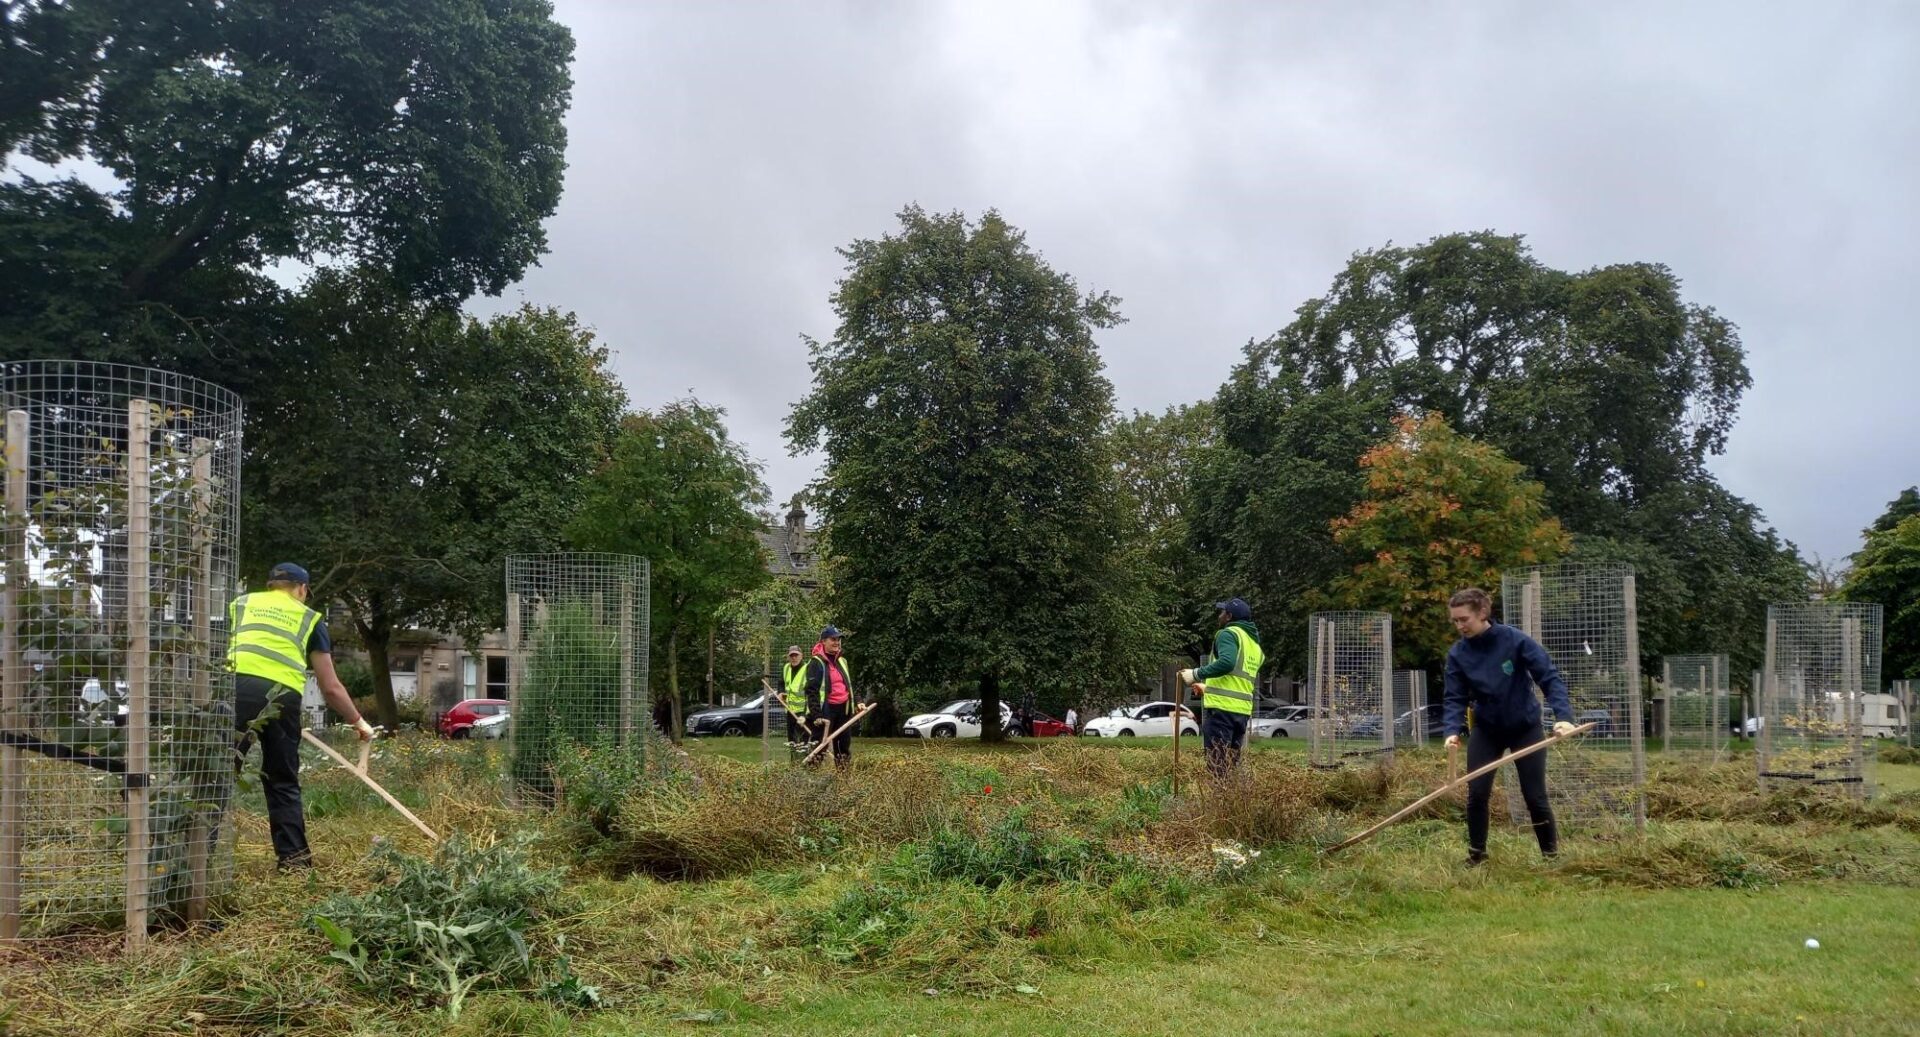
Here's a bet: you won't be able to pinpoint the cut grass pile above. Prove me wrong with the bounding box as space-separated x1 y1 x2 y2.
1 734 1916 1036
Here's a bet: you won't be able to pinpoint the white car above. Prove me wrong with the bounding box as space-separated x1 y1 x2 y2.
1251 704 1321 739
901 699 1020 738
1082 701 1199 738
471 711 511 740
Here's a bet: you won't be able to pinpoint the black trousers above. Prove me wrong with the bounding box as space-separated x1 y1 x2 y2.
233 675 310 865
1464 723 1558 857
785 710 814 747
823 700 853 765
1202 708 1248 778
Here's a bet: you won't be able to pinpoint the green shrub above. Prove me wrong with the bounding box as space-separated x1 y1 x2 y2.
1877 741 1920 765
309 833 575 1018
513 603 630 798
910 808 1125 887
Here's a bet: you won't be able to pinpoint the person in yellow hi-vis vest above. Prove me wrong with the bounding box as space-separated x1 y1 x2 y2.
777 644 813 752
229 562 372 869
1179 597 1264 778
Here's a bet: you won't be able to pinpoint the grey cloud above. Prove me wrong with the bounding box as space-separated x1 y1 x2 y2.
474 0 1919 562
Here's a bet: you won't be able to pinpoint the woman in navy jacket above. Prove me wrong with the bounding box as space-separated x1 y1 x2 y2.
1440 587 1577 865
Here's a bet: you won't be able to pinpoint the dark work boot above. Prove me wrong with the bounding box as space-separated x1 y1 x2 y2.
1465 849 1487 868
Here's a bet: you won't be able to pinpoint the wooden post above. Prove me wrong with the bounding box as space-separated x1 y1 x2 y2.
1170 680 1181 796
618 583 634 745
1760 617 1776 793
124 400 152 949
1698 664 1710 760
1623 573 1645 832
184 438 214 923
506 592 522 708
2 409 29 941
1380 617 1394 754
1842 617 1862 797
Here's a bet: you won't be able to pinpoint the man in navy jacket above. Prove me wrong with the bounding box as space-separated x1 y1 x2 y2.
1440 587 1577 865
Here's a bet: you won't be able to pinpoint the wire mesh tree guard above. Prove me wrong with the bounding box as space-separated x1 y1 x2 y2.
1502 564 1646 832
1 360 241 946
1661 654 1730 762
504 553 650 801
1306 611 1393 768
1757 602 1878 800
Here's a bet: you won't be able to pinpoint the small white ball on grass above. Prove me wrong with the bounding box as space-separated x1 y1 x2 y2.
1804 938 1820 950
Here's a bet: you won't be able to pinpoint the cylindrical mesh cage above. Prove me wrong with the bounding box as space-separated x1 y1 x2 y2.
504 553 649 800
1757 602 1878 800
1306 611 1393 767
1502 564 1646 832
1393 669 1430 748
1 361 241 942
1661 654 1730 761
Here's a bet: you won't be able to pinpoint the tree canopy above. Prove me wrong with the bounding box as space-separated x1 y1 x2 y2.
1 0 574 376
567 401 771 736
1192 232 1802 678
1109 402 1219 662
245 272 624 726
1842 487 1920 680
789 207 1167 737
1320 413 1570 667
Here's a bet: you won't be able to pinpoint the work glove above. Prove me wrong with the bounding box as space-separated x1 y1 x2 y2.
1444 733 1461 750
1552 721 1576 738
809 710 827 728
1177 668 1196 685
353 718 377 741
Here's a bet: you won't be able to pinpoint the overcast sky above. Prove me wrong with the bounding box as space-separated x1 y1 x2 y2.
474 0 1919 566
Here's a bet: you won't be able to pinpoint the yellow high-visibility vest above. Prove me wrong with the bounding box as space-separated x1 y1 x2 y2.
227 589 319 693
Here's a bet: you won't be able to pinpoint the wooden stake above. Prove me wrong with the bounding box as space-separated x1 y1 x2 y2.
301 731 440 842
185 438 214 923
618 582 635 745
1 409 28 942
124 401 152 950
1171 681 1182 796
1322 722 1595 855
802 702 874 766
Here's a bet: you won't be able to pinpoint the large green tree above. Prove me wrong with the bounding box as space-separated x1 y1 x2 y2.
1320 413 1571 668
1842 487 1920 680
1 0 573 378
788 207 1168 740
1109 402 1221 663
1194 232 1803 675
246 272 625 727
566 401 770 740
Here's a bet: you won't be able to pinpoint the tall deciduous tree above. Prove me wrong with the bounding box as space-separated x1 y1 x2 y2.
788 207 1167 740
0 0 574 377
566 401 770 740
1320 414 1570 667
246 272 624 727
1195 232 1802 674
1842 488 1920 680
1110 402 1220 662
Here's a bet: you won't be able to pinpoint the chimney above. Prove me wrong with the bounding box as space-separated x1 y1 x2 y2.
786 500 806 537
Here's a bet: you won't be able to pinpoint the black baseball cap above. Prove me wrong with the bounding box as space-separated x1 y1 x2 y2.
820 625 845 640
1213 597 1251 620
269 562 310 585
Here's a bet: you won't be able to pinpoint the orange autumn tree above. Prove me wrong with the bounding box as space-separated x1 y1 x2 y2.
1321 413 1570 668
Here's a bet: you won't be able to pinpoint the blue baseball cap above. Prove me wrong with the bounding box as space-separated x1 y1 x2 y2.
269 562 310 585
1213 597 1251 621
820 625 845 640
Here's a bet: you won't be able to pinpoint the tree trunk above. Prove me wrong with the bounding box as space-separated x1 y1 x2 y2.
355 594 400 729
706 622 716 708
979 670 1003 743
666 625 683 744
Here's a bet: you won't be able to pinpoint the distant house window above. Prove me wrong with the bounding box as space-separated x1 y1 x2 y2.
791 553 810 567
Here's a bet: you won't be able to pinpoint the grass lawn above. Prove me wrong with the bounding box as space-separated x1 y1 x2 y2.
3 736 1915 1036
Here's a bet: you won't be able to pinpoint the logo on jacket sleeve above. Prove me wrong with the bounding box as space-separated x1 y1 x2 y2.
1501 659 1515 675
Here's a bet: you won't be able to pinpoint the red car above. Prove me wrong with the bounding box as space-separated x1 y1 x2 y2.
1024 712 1075 738
439 698 510 738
